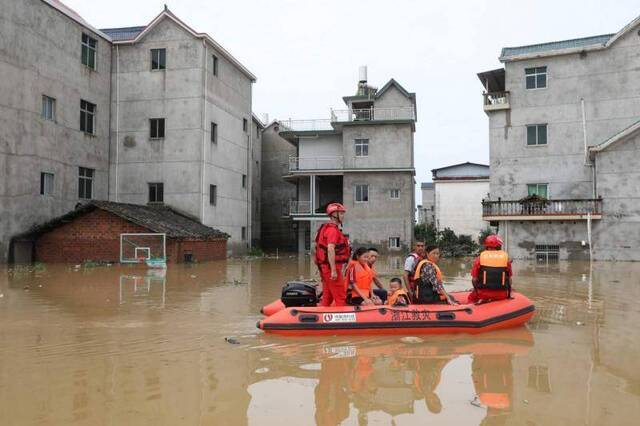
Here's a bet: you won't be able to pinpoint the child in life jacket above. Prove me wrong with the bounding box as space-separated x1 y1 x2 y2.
387 277 410 306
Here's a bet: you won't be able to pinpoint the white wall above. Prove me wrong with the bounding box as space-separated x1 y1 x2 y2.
435 180 489 238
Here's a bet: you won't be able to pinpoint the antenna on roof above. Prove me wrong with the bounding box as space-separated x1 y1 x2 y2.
164 4 168 11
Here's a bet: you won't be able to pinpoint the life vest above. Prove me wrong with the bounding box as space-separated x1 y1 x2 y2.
344 260 373 299
387 288 410 306
406 252 423 289
413 259 446 303
477 250 510 290
314 222 350 266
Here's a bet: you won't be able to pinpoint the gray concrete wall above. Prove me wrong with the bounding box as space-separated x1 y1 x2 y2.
260 124 297 251
0 0 111 261
251 118 262 247
420 185 435 225
341 123 413 169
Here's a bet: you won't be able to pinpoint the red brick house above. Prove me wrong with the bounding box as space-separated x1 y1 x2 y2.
10 201 228 263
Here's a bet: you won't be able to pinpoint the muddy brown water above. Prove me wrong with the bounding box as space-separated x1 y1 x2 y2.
1 257 639 425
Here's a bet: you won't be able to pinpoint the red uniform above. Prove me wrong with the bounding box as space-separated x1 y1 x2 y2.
315 222 350 306
468 254 512 303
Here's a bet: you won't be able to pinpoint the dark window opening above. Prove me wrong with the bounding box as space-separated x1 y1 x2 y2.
148 182 164 203
150 118 165 139
151 48 166 70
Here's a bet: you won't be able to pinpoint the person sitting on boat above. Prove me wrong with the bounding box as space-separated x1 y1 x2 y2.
402 240 425 299
468 235 512 304
367 247 388 303
386 277 410 306
412 245 456 304
345 247 382 306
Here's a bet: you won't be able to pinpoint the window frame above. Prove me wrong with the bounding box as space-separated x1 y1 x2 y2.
354 138 369 157
148 182 164 203
40 172 54 196
389 237 401 249
149 118 165 139
389 188 400 199
211 122 217 143
355 184 369 203
212 54 219 76
150 48 166 71
527 183 549 198
78 167 94 200
526 124 547 146
243 118 248 132
525 66 547 90
241 226 247 241
242 174 247 188
41 95 56 121
80 99 96 135
81 33 97 70
209 184 217 206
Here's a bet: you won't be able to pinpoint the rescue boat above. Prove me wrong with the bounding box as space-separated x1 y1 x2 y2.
257 290 535 336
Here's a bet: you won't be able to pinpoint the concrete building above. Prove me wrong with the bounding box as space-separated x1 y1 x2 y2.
1 1 258 261
479 14 640 260
251 115 265 249
276 69 417 254
418 182 435 226
432 162 489 238
1 0 112 262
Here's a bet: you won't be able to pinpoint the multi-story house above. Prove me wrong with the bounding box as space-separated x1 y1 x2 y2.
1 1 258 261
479 14 640 261
277 68 417 254
418 182 435 226
1 0 112 262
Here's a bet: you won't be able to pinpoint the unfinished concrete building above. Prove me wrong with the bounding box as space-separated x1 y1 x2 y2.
479 14 640 260
276 68 417 254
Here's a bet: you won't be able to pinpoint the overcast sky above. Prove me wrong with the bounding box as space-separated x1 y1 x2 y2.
65 0 638 203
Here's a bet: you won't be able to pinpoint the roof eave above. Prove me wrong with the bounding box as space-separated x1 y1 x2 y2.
499 44 605 62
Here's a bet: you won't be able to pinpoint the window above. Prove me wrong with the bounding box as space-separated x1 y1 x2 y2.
40 172 54 196
390 189 400 199
241 226 247 241
42 95 55 121
78 167 94 199
209 184 217 205
256 124 261 137
525 66 547 89
81 33 97 69
527 183 548 198
355 184 369 203
150 118 165 139
148 182 164 203
212 54 218 76
526 124 547 146
211 122 217 143
80 100 96 135
243 118 248 132
242 174 247 188
536 245 559 263
151 48 166 70
355 138 369 157
389 237 400 249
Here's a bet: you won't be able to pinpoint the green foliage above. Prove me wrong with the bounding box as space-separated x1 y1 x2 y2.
247 247 265 257
478 226 494 246
413 224 480 258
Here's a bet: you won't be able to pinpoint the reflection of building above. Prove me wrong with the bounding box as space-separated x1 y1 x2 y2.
431 162 489 237
478 14 640 260
418 182 435 226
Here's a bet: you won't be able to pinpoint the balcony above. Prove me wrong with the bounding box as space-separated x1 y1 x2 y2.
483 91 510 111
288 156 344 173
482 198 602 221
331 106 416 122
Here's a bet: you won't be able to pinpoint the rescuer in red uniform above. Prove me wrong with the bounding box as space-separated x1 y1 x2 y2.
315 203 351 306
468 235 513 304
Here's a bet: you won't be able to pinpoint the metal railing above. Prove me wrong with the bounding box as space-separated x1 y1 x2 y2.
483 91 510 110
289 156 344 172
482 198 602 217
331 106 415 122
279 119 333 132
289 200 312 215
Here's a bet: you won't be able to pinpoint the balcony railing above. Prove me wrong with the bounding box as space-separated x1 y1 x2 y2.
483 91 510 111
331 106 415 122
279 119 333 132
288 156 344 172
482 198 602 220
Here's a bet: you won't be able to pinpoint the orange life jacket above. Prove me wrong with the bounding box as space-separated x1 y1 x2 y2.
413 259 446 302
344 260 373 299
478 250 510 290
314 222 350 266
387 288 410 306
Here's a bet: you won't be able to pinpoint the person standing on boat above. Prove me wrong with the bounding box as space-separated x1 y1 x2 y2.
412 245 455 304
315 203 351 306
468 235 512 304
402 240 426 299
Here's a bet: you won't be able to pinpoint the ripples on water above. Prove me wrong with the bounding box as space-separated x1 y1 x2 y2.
0 257 639 425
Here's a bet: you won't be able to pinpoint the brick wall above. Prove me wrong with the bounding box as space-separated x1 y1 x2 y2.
35 208 227 263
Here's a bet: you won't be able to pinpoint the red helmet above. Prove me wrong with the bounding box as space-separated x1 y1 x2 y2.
326 202 346 216
484 235 503 249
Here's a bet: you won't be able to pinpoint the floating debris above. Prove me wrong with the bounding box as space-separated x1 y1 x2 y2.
225 337 240 345
400 336 424 344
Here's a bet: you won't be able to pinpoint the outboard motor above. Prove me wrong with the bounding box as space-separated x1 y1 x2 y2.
281 281 318 307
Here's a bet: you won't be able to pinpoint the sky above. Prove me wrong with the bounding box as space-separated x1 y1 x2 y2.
64 0 639 203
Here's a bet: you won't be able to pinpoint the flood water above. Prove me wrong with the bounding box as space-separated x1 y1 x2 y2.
1 256 639 425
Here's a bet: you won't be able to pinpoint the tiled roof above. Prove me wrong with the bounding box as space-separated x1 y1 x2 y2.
100 26 146 41
421 182 434 189
501 34 614 60
15 201 229 240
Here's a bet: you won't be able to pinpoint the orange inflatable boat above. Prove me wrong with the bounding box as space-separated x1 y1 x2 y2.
257 290 535 336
